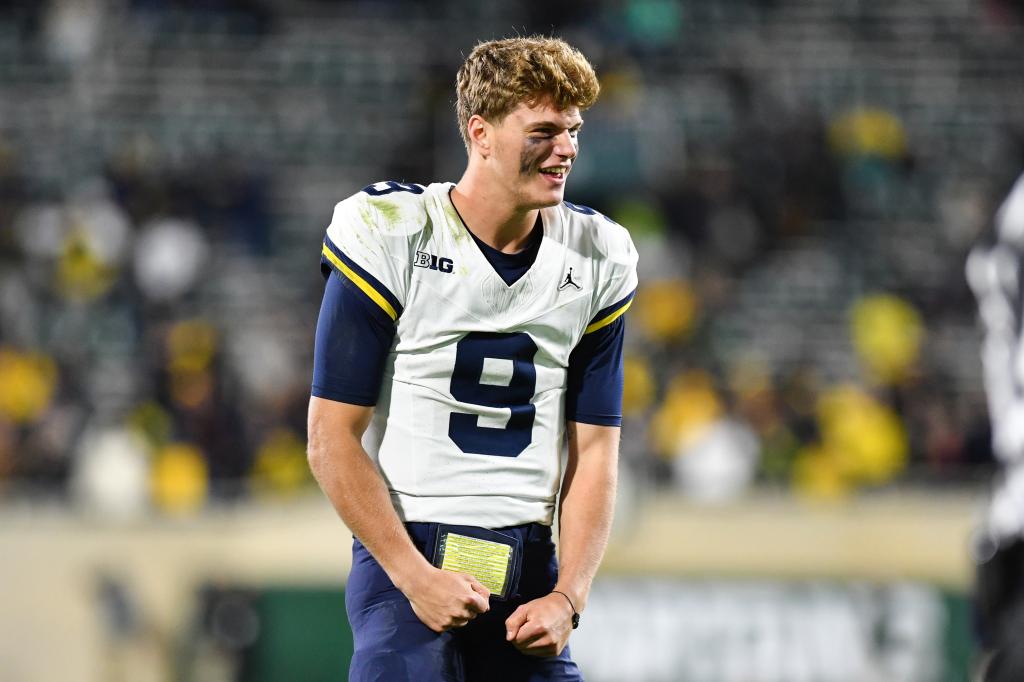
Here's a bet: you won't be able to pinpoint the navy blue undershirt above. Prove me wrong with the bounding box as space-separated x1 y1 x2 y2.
462 211 544 286
312 272 395 406
565 316 625 425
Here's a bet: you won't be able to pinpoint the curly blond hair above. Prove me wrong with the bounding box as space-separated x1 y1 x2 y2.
455 36 600 151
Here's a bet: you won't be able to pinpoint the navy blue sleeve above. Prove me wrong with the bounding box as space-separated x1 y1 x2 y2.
311 271 396 406
565 316 625 427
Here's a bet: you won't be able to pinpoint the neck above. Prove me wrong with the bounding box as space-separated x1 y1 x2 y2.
451 172 539 254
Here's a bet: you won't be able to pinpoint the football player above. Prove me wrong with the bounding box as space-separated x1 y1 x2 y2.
308 36 637 681
968 172 1024 682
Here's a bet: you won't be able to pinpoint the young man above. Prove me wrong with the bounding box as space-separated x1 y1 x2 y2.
308 36 637 681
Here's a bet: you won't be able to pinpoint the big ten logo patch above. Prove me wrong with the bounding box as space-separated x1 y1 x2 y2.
414 251 454 273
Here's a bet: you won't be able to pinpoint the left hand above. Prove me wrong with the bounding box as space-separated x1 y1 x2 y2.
504 593 575 657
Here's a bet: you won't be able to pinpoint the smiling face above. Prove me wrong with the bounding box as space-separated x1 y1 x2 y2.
475 97 582 211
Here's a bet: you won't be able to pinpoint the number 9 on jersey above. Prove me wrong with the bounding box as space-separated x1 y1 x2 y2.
448 332 538 458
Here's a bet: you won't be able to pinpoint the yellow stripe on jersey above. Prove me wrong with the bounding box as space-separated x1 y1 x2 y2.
585 299 633 334
321 244 399 321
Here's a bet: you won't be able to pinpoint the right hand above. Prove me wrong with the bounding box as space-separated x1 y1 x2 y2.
403 566 490 632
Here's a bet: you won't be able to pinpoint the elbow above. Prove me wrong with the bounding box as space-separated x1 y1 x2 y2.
306 423 358 482
306 397 372 481
306 402 330 477
306 427 330 480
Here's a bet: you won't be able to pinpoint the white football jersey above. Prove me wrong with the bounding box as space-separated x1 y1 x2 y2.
321 181 638 527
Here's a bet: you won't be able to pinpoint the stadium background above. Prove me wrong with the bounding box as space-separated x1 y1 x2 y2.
0 0 1021 680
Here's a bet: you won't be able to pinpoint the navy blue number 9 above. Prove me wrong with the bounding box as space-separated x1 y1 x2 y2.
448 332 537 457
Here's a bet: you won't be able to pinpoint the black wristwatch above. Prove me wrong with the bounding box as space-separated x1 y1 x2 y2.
551 590 580 629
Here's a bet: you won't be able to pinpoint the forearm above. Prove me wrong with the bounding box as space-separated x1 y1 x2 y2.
554 423 619 612
307 402 430 593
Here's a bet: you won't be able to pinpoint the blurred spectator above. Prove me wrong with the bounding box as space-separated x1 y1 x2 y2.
250 427 311 499
70 426 150 518
672 417 760 503
968 171 1024 681
793 385 908 500
151 441 208 515
153 319 249 493
850 294 924 386
633 279 698 345
0 347 57 425
133 220 208 304
43 0 104 64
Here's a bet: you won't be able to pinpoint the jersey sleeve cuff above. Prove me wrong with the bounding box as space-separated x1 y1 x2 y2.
321 235 403 321
586 290 635 334
566 413 623 427
311 385 378 407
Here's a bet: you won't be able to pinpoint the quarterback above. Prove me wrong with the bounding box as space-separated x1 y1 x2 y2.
308 36 637 681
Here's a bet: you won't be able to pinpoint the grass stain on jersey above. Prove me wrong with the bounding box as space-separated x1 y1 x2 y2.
357 204 378 231
367 198 402 228
443 202 469 242
421 215 434 240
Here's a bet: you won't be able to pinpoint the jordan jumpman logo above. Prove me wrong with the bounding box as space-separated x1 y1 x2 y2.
559 267 581 290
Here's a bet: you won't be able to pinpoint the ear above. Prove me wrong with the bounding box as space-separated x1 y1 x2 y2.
467 115 491 157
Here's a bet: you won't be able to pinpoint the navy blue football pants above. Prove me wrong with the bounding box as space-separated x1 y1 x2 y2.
345 522 583 681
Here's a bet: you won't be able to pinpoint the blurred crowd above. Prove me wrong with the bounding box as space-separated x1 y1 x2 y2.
1 0 1023 514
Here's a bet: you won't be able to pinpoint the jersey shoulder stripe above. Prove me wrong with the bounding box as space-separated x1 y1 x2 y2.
321 234 403 321
585 289 635 334
320 181 433 321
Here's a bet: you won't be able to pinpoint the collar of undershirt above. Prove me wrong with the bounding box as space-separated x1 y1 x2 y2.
449 188 544 284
